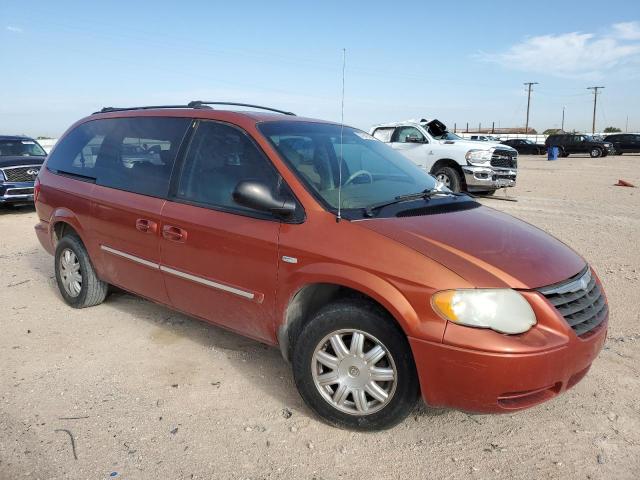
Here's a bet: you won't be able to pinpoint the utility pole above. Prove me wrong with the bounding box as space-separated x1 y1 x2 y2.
561 106 566 132
524 82 538 133
626 115 629 133
587 86 604 134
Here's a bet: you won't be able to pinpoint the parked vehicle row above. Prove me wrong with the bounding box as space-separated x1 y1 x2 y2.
33 103 608 430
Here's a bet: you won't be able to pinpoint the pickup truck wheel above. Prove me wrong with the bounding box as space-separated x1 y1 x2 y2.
590 148 602 158
292 300 419 430
55 234 108 308
433 166 462 192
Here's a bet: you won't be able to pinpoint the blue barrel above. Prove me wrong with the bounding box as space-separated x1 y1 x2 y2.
547 146 559 161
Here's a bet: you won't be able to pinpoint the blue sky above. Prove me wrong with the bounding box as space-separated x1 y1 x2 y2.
1 0 640 137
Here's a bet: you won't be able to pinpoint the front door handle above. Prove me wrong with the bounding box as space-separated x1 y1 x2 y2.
136 218 158 234
162 225 188 242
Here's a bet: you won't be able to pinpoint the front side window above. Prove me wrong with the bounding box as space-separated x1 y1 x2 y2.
46 117 190 197
258 121 438 214
176 121 282 216
0 139 46 157
392 126 426 143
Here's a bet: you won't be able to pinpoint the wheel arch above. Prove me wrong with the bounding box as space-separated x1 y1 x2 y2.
429 158 467 189
277 266 420 362
49 208 88 249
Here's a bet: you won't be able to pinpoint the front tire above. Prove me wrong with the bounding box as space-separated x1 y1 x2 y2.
590 148 603 158
292 300 419 430
432 166 462 192
55 234 108 308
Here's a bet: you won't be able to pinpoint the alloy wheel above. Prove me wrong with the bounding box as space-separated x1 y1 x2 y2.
59 248 82 297
311 329 398 415
436 173 451 187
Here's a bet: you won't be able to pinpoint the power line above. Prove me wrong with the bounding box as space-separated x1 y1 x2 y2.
587 86 604 134
524 82 538 133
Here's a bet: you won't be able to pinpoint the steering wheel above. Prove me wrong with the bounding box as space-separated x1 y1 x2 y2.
344 169 373 186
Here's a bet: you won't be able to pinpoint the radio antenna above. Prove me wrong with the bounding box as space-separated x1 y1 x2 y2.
337 48 346 223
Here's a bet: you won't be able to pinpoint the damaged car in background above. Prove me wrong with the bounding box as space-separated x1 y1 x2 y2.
371 119 517 195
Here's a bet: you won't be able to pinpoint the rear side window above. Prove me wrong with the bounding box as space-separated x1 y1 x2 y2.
46 117 190 197
371 127 394 143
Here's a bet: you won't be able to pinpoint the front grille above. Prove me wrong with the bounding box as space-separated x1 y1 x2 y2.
490 150 517 169
539 268 608 336
1 165 40 182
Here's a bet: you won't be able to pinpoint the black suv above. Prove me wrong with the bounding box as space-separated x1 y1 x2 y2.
501 139 546 155
0 136 47 205
603 133 640 155
545 134 614 158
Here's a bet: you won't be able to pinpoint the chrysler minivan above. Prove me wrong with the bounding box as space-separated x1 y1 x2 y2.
34 102 608 430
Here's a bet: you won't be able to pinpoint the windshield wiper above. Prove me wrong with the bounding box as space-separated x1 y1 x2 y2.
363 188 464 217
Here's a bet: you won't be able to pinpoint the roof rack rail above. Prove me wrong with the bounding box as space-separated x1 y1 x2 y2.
187 101 296 116
93 104 212 115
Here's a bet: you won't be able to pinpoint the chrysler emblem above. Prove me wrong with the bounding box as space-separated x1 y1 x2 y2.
26 168 39 176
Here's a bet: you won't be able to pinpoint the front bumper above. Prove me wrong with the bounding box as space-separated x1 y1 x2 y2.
462 165 516 191
410 290 608 413
0 181 35 204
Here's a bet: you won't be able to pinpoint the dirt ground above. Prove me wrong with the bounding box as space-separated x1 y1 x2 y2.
1 154 639 480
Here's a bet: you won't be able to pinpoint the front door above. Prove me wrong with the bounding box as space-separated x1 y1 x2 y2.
160 120 283 342
389 126 431 169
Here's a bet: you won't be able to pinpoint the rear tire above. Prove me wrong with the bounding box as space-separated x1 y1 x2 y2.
54 234 108 308
292 299 419 430
432 166 462 192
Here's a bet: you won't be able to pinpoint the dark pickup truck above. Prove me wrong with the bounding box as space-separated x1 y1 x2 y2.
545 134 614 158
0 136 47 205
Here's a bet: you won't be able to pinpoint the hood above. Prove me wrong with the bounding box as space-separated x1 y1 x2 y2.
0 156 46 169
358 205 585 289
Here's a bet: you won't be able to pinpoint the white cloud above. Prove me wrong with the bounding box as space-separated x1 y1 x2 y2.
613 21 640 40
479 23 640 78
6 25 23 33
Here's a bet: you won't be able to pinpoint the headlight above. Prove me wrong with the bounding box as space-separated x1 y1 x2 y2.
465 148 494 165
432 289 536 334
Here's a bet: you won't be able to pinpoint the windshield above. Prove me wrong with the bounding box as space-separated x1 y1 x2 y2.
258 121 437 211
0 139 46 157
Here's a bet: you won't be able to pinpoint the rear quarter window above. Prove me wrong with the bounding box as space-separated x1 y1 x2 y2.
371 127 394 143
46 117 190 197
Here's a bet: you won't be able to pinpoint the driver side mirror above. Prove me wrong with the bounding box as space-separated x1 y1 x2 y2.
233 180 296 218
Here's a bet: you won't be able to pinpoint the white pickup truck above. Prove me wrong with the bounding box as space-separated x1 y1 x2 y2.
370 119 518 194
